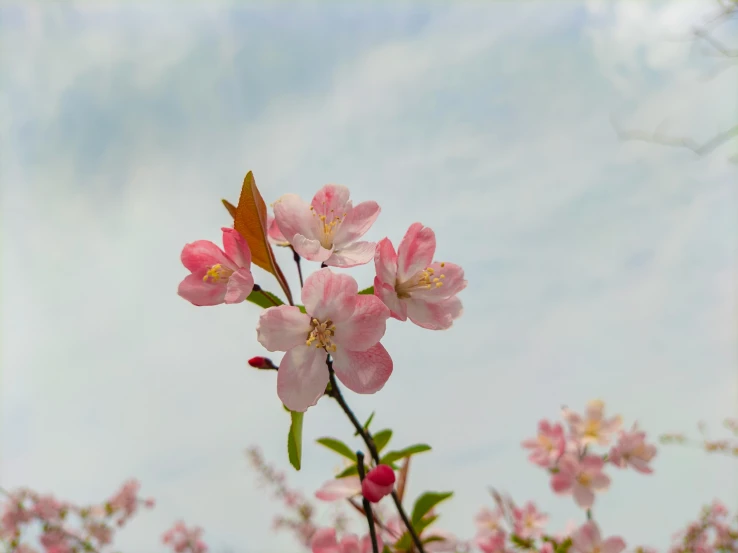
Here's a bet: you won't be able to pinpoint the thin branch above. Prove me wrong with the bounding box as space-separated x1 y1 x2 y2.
290 247 304 289
357 453 380 553
252 284 280 307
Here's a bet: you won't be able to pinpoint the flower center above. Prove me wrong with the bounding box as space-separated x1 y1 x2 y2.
202 264 234 283
305 318 337 352
537 434 553 451
583 420 601 439
310 205 347 249
576 473 592 487
395 263 446 298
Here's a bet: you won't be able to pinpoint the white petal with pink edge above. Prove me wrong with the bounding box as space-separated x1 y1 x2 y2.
277 346 329 412
332 343 393 394
302 269 358 323
257 306 312 352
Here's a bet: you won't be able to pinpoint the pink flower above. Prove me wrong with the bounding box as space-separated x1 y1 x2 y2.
40 528 71 553
608 424 657 474
570 522 626 553
273 185 380 268
85 522 113 545
474 507 504 532
361 465 395 503
257 268 393 412
162 521 208 553
267 214 291 247
1 493 33 538
178 227 255 306
32 496 65 521
475 529 506 553
311 527 381 553
512 502 548 540
562 400 622 447
374 223 467 330
550 455 610 509
540 544 554 553
521 420 566 468
424 529 461 553
315 476 362 502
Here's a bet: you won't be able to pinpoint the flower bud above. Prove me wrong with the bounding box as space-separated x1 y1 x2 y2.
248 356 277 370
361 464 395 503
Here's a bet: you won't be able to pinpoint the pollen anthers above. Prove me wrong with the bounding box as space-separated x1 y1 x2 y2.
305 317 338 352
309 205 347 248
576 472 592 487
202 264 233 283
395 263 446 298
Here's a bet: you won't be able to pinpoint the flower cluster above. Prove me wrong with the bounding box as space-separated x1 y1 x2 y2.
668 500 738 553
162 521 208 553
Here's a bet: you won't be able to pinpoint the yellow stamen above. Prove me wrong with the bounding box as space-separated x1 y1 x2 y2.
202 264 233 283
395 266 446 298
305 318 338 352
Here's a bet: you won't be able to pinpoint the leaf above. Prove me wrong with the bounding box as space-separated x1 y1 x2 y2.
380 444 432 465
363 412 375 430
287 410 304 471
393 515 438 553
372 429 392 453
233 172 293 304
222 199 238 219
511 535 534 550
381 546 392 553
316 438 357 461
411 492 453 526
246 289 285 309
359 286 374 295
335 464 359 478
296 304 307 314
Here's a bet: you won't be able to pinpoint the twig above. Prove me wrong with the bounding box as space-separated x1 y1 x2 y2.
252 284 280 307
357 452 380 553
290 247 304 289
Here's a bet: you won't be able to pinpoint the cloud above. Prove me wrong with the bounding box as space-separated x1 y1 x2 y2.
2 2 736 552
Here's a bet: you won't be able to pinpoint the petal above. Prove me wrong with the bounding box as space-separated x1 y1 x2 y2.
315 476 362 501
267 215 288 243
332 343 393 394
340 535 361 553
326 241 376 268
224 268 254 304
396 223 436 281
374 238 398 286
333 295 390 352
580 456 604 471
375 279 407 321
405 296 463 330
302 268 358 323
589 473 610 491
178 270 227 306
311 184 351 216
257 306 313 352
571 522 598 553
274 193 320 242
311 528 341 553
292 234 334 262
360 534 382 553
572 484 595 509
277 346 329 412
409 262 467 303
221 227 251 268
181 240 229 273
601 537 626 553
333 201 381 245
550 473 573 494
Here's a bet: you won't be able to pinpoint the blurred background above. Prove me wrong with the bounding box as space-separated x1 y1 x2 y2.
1 1 736 552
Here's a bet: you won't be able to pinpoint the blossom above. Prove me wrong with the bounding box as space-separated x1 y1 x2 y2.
562 400 622 447
423 529 462 553
178 227 254 306
257 268 393 412
311 527 381 553
550 454 610 509
521 420 566 468
474 507 504 532
608 424 657 474
273 184 380 267
512 502 548 540
315 477 362 502
31 495 65 521
374 223 467 330
162 521 208 553
267 214 291 247
361 465 395 503
570 522 626 553
475 529 506 553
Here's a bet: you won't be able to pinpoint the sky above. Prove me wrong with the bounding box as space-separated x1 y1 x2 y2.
1 1 737 552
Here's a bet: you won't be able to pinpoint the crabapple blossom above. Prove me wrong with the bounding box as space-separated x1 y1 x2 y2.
315 476 362 502
521 420 566 468
570 522 626 553
267 214 291 247
374 223 467 330
162 521 208 553
609 424 657 474
361 465 395 503
475 528 507 553
474 507 504 532
273 184 380 267
562 400 622 447
550 454 610 509
512 501 548 540
257 268 392 412
311 527 382 553
178 227 254 306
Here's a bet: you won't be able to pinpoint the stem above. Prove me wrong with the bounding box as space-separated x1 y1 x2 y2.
357 452 380 553
586 509 592 521
290 247 305 289
326 358 426 553
252 284 280 307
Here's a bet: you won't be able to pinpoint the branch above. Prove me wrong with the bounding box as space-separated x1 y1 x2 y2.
357 453 380 553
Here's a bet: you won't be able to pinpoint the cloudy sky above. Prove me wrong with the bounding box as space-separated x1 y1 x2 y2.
2 1 737 552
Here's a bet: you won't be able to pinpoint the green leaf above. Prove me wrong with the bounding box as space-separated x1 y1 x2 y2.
380 444 432 465
381 547 392 553
393 515 438 553
411 492 453 526
555 537 573 553
335 464 359 478
510 535 534 550
373 429 392 452
416 514 438 535
247 289 285 309
316 438 357 461
287 410 304 471
360 412 376 433
359 286 374 295
296 304 307 314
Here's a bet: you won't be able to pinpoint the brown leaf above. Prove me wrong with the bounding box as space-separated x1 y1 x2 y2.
233 172 293 305
397 456 411 503
222 199 238 220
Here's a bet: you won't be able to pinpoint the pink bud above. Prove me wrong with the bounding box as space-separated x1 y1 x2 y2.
361 465 395 503
248 356 277 370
